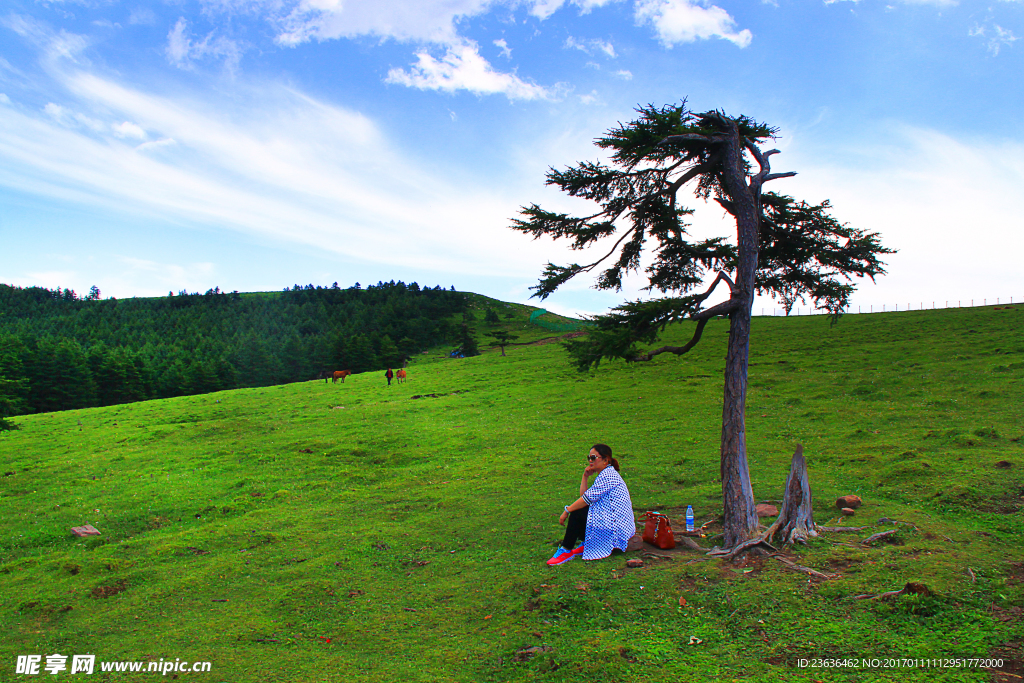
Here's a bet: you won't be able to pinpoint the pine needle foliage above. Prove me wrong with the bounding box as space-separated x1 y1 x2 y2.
511 100 894 550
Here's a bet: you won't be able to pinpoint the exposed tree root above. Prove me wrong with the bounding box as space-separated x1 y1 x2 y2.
851 582 931 601
771 554 837 580
707 536 777 559
861 529 899 546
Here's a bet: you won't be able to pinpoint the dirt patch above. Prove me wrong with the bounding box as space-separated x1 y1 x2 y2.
512 645 554 662
526 331 588 346
827 555 863 571
410 390 467 400
91 579 128 599
975 495 1023 514
989 604 1023 624
991 642 1023 683
715 552 767 579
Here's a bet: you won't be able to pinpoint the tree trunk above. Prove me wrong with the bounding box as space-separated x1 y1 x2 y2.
718 122 760 550
763 445 817 545
719 281 759 548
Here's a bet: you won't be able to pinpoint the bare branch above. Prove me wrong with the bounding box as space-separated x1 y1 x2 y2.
659 133 728 145
662 164 707 204
574 225 641 274
701 270 735 298
744 139 768 169
744 141 795 190
632 318 709 361
692 297 739 321
714 196 736 215
629 293 741 362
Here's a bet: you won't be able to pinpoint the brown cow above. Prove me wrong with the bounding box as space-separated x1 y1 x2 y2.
396 368 407 384
333 370 352 384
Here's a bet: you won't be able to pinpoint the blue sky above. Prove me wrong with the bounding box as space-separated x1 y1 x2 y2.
1 0 1021 317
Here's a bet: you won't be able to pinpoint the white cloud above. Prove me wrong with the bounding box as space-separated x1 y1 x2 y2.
128 7 157 26
781 126 1024 310
0 68 560 279
494 38 512 58
112 121 147 139
271 0 492 46
634 0 753 48
166 17 243 72
565 35 617 57
613 69 633 79
385 40 557 100
579 90 600 104
970 23 1018 55
25 270 79 289
0 93 10 104
2 14 90 63
43 102 105 131
166 18 190 65
527 0 618 18
118 257 217 292
528 0 567 19
135 137 176 152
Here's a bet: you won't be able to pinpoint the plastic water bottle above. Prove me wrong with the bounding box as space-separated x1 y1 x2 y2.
686 505 695 532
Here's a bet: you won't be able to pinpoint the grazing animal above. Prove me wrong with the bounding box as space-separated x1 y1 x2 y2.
333 370 352 384
396 368 407 384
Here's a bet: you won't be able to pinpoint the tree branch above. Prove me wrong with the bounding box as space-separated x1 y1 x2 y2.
625 270 738 362
629 293 739 362
631 318 709 361
662 164 707 203
692 297 739 321
697 270 735 300
573 225 641 275
763 172 797 182
659 133 729 145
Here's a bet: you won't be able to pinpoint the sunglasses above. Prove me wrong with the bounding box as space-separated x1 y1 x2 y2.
587 454 598 462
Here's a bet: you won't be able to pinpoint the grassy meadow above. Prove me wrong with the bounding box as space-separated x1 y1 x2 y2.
1 301 1022 682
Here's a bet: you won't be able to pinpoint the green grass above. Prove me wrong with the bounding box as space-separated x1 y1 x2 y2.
1 305 1022 681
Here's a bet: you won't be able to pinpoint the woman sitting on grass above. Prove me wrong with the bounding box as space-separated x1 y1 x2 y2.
548 443 635 566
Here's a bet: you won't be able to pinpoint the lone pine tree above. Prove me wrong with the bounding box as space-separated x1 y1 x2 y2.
512 102 892 551
487 330 520 356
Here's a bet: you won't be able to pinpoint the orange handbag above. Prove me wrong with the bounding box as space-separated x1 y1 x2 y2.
642 511 676 550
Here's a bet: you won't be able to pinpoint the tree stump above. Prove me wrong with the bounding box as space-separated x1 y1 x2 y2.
763 445 817 545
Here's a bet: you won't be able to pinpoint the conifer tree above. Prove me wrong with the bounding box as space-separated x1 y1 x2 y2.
487 330 519 356
512 102 892 551
377 335 403 369
458 324 480 357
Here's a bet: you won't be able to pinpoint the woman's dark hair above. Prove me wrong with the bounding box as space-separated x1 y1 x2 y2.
591 443 620 471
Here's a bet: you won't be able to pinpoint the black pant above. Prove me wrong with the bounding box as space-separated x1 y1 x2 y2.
561 507 588 549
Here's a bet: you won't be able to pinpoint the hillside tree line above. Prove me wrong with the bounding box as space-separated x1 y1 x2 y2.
0 280 467 423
